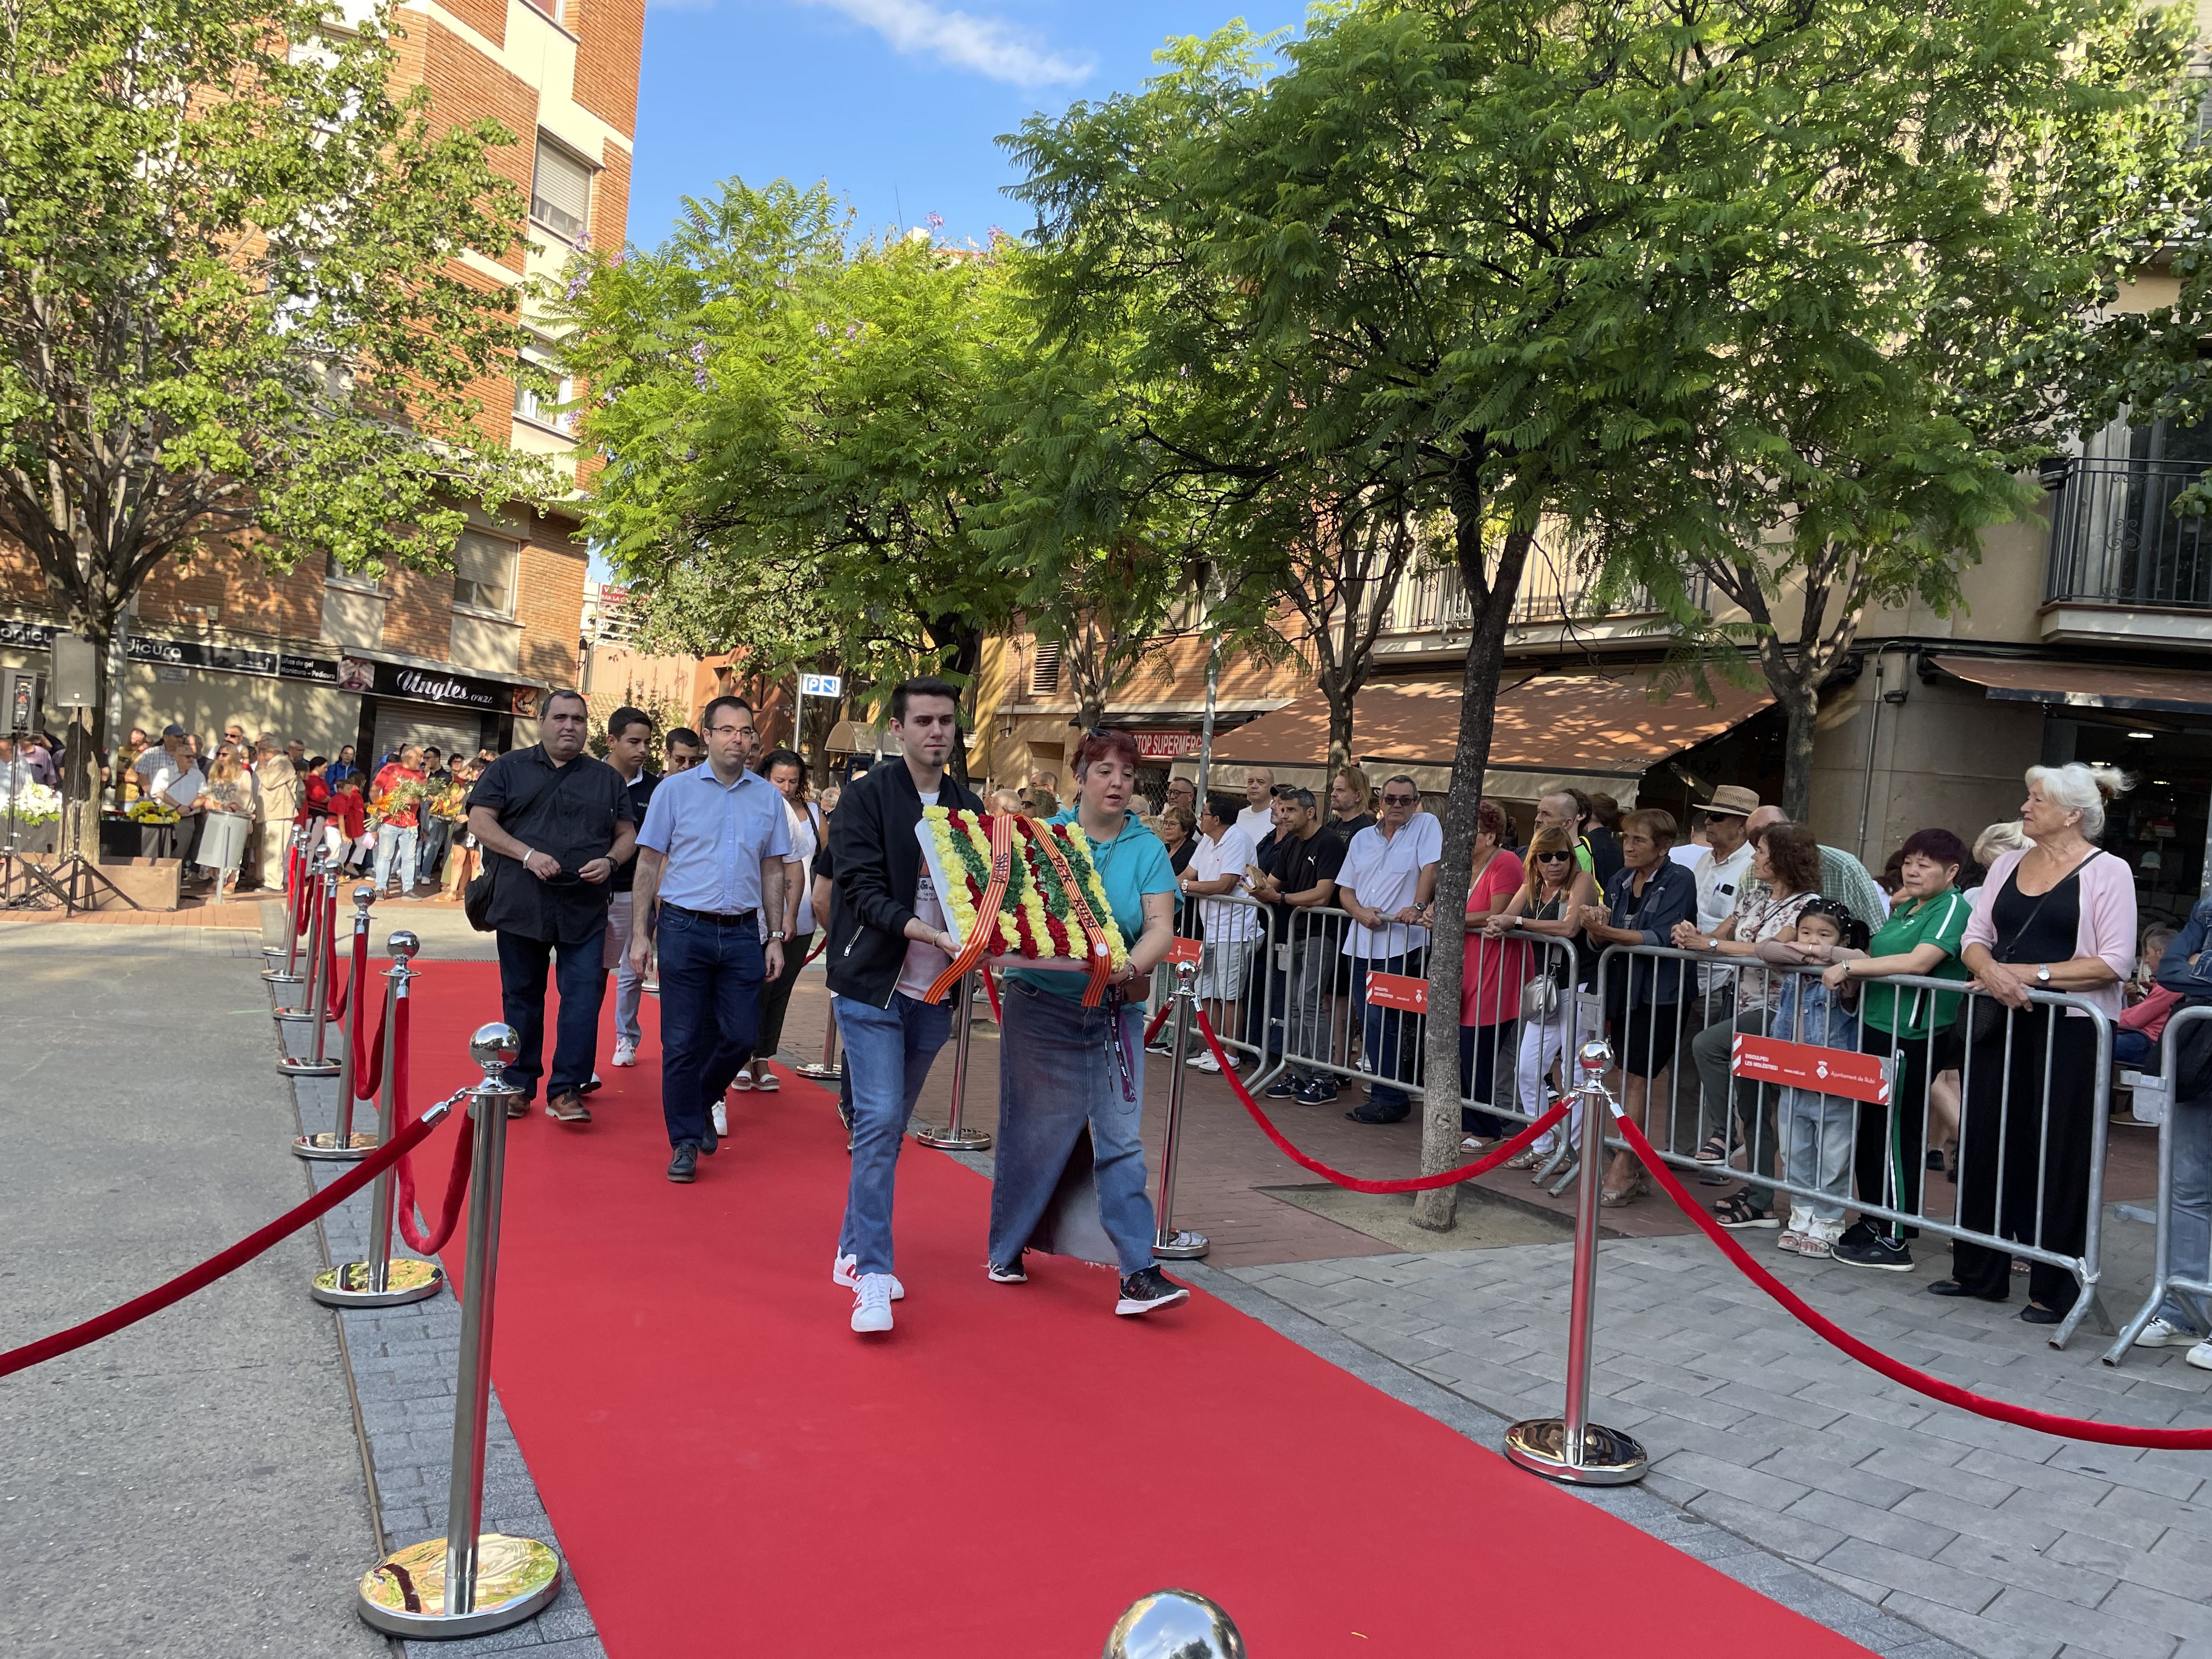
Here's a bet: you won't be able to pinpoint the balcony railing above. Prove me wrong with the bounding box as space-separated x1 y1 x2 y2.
1378 565 1708 635
2045 458 2212 610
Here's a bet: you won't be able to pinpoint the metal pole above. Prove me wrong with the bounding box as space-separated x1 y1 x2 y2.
1195 637 1219 801
262 837 317 985
295 885 378 1158
276 868 341 1077
913 970 991 1150
314 930 445 1307
263 825 307 964
1153 958 1209 1259
357 1024 561 1638
1504 1038 1647 1485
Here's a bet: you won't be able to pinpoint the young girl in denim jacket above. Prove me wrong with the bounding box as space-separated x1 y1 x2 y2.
1764 899 1870 1257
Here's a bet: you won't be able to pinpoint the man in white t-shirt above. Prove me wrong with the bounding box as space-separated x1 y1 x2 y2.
1335 776 1442 1123
1182 792 1259 1072
1234 768 1276 845
1679 785 1758 1008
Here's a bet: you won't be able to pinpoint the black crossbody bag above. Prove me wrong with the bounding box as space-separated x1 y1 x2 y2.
1967 850 2100 1044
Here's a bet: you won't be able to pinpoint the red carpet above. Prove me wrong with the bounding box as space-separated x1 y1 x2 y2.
402 961 1872 1657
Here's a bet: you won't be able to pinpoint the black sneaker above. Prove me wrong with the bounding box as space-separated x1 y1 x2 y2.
1837 1218 1878 1251
1263 1077 1299 1099
987 1259 1027 1284
1115 1267 1190 1316
667 1142 699 1183
1833 1234 1914 1272
1345 1103 1409 1125
1295 1079 1340 1104
1145 1037 1173 1056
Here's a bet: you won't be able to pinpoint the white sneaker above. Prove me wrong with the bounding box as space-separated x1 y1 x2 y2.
1188 1053 1222 1073
851 1273 895 1334
2187 1339 2212 1372
832 1254 904 1299
710 1101 728 1137
2137 1316 2200 1348
611 1038 638 1068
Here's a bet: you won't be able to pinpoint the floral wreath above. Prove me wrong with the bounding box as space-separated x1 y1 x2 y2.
922 807 1130 993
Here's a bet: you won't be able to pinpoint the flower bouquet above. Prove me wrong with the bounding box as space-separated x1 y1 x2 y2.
917 807 1129 1005
5 781 62 825
370 780 429 826
126 798 181 826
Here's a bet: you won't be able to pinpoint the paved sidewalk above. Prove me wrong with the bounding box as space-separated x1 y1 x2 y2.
0 927 389 1658
1233 1232 2212 1659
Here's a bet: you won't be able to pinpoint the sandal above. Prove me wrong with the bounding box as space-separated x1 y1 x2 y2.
1599 1171 1645 1207
730 1074 754 1092
1797 1233 1835 1259
1777 1229 1807 1254
1693 1133 1740 1165
755 1071 781 1093
1460 1135 1496 1154
1504 1147 1541 1171
1713 1192 1777 1229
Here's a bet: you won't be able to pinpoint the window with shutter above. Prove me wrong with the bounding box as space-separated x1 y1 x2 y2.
1029 641 1060 697
514 338 573 432
454 529 518 617
531 138 592 243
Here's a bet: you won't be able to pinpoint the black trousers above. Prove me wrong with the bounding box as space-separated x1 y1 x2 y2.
753 928 814 1062
1951 1009 2099 1308
1855 1025 1934 1244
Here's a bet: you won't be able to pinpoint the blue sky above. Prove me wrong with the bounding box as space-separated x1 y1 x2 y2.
628 1 1309 253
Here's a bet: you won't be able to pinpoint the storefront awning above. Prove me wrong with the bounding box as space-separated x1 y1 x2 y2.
828 718 902 757
1929 654 2212 716
1215 670 1773 781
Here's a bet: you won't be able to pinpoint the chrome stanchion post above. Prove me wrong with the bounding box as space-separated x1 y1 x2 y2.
314 932 445 1307
262 842 318 985
1154 957 1209 1260
262 825 307 963
295 884 379 1158
277 867 342 1077
913 970 991 1150
1105 1590 1246 1659
1505 1038 1647 1485
358 1024 561 1637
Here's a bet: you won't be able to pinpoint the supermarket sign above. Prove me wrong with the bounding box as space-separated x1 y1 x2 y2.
1730 1033 1891 1105
1133 730 1203 759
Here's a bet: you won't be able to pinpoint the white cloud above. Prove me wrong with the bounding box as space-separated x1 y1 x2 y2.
802 0 1093 88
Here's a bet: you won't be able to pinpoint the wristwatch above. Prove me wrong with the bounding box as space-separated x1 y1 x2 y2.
2035 964 2052 985
768 929 787 942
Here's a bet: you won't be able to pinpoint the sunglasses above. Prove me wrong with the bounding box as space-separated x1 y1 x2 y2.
1381 794 1418 806
1536 851 1572 864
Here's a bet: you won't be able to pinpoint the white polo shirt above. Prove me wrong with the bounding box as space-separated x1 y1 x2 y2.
1337 812 1443 960
1192 822 1259 943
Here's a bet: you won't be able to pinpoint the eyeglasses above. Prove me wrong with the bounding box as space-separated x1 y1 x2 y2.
1381 792 1418 805
1535 851 1572 864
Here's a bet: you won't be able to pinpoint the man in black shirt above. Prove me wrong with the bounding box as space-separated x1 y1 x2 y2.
602 707 659 1071
1246 788 1347 1102
1325 764 1376 855
465 690 637 1124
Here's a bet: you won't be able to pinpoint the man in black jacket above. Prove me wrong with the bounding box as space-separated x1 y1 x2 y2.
825 676 984 1334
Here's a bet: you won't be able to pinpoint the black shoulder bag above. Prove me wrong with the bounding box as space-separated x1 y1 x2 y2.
1967 850 2100 1044
462 759 592 933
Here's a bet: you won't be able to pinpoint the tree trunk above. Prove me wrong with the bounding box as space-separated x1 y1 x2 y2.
1325 684 1354 778
1779 679 1817 824
1413 518 1536 1233
934 616 984 786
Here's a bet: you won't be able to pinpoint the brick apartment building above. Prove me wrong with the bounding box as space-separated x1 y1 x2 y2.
0 0 645 765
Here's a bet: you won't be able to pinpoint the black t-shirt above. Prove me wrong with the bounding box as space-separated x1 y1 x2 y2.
610 769 660 894
1269 826 1347 932
1324 811 1375 859
467 746 636 943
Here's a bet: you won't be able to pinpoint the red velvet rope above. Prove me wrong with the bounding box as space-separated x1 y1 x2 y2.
1616 1115 2212 1450
0 1105 445 1378
328 913 360 1025
1143 998 1170 1046
351 973 388 1105
292 868 313 937
387 994 475 1257
1194 1011 1568 1193
804 934 827 966
986 969 1004 1026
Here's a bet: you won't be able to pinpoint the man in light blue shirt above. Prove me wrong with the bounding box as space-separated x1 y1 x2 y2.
630 695 793 1182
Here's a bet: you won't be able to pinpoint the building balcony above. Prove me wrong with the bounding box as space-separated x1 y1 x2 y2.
2042 458 2212 647
1370 562 1709 662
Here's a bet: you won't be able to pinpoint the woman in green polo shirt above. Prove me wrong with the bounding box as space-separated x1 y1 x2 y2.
1816 828 1973 1273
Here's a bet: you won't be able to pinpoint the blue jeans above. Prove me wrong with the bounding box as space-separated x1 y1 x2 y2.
2116 1029 2158 1072
836 991 956 1277
2159 1097 2212 1334
495 927 608 1104
1356 950 1425 1110
656 906 765 1149
373 822 417 893
415 819 451 886
989 981 1157 1277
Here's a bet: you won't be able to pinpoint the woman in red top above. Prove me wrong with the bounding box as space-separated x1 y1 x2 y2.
1453 800 1527 1149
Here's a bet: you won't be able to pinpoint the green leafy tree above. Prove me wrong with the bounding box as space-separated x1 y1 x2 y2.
553 180 1026 780
1014 0 2187 1227
0 0 547 809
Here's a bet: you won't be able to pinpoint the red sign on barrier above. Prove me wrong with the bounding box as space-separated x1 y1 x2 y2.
1166 938 1203 966
1730 1033 1891 1104
1364 972 1429 1013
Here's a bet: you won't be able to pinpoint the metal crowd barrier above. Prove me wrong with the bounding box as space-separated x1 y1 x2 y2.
1591 941 2117 1348
1149 891 1279 1084
2108 1003 2212 1365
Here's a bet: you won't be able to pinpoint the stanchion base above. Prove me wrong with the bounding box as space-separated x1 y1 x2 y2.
313 1258 445 1307
358 1534 561 1638
294 1131 377 1160
911 1124 991 1151
1502 1419 1648 1486
1153 1229 1211 1260
794 1062 843 1082
277 1057 343 1078
272 1007 321 1024
261 968 303 986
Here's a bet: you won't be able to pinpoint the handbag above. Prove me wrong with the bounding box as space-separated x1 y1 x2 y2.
1967 849 2100 1043
1519 890 1570 1020
462 758 592 933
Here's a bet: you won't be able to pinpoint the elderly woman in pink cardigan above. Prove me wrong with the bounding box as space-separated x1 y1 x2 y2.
1929 763 2135 1325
